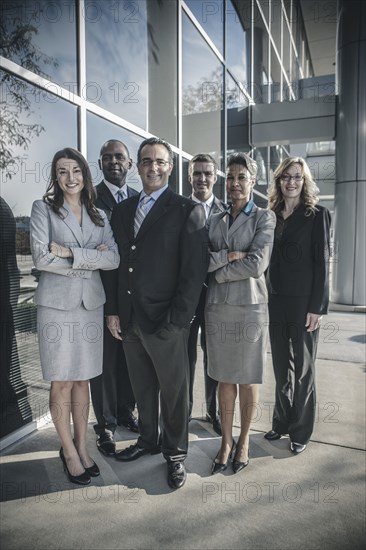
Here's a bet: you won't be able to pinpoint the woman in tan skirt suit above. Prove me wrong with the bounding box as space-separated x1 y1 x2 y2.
205 153 275 474
30 148 119 484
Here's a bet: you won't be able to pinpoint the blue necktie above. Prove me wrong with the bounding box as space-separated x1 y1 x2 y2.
134 196 151 237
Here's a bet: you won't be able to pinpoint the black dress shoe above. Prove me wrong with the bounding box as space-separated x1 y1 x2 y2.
59 448 91 486
167 461 187 489
264 430 282 441
232 448 249 474
290 442 307 454
115 443 161 462
211 440 236 475
118 414 139 434
206 413 222 436
96 433 116 456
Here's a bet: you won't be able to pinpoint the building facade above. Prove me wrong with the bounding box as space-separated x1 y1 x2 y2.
1 0 364 444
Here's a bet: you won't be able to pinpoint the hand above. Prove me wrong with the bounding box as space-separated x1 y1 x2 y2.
305 312 322 332
106 315 123 341
49 241 73 258
96 244 109 251
228 251 247 262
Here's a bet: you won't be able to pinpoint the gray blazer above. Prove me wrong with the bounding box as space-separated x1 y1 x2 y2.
206 205 276 305
30 200 120 311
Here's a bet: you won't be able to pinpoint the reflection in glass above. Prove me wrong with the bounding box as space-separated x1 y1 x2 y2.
0 196 32 437
0 77 77 434
226 0 250 91
1 0 77 86
227 73 250 155
1 75 77 217
182 14 223 168
185 0 223 54
85 0 148 128
146 0 178 145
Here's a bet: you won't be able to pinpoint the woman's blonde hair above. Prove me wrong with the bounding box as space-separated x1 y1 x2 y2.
267 157 320 216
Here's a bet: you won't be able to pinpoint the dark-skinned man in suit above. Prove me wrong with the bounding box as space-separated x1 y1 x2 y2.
90 139 139 457
103 137 208 489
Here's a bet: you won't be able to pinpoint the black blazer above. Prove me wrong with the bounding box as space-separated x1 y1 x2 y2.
266 204 331 315
94 181 138 221
104 188 209 334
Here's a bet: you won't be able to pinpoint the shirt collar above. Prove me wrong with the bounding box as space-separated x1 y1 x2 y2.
191 194 215 208
140 183 169 203
104 179 127 200
228 199 255 217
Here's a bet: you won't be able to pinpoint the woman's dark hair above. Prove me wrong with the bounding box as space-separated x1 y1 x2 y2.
43 148 104 227
226 152 257 178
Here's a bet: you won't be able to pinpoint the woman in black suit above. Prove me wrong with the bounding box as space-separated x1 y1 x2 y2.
265 157 331 454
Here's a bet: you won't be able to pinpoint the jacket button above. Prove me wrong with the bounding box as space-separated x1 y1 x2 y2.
129 267 133 272
127 290 131 295
131 245 136 250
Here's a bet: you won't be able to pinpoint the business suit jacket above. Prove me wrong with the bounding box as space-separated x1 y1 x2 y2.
266 204 331 314
207 205 276 306
187 194 227 418
104 187 209 334
94 181 138 221
91 181 138 432
30 200 119 311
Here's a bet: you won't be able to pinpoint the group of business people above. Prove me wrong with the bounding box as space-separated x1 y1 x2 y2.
30 137 330 489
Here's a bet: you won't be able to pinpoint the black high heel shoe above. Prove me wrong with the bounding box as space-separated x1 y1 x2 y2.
59 448 91 485
84 460 100 477
211 440 236 475
72 439 100 477
232 447 250 474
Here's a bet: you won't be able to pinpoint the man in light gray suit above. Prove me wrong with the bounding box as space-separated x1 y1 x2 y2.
187 153 226 435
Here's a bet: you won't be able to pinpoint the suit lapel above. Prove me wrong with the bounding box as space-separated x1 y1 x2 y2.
98 181 117 211
121 195 139 241
135 189 172 241
228 203 257 239
61 201 84 246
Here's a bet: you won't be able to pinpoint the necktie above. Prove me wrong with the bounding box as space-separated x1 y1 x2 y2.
134 195 151 237
116 190 124 203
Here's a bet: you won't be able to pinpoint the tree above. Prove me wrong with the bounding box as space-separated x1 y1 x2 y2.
0 9 58 179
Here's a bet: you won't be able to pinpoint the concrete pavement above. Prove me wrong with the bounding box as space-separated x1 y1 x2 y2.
0 310 365 550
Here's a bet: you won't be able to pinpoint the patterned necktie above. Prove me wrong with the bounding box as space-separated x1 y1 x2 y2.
134 195 151 237
116 190 124 203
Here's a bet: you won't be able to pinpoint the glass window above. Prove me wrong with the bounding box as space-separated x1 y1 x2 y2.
253 1 269 103
270 43 282 102
145 0 178 145
226 0 250 91
184 0 223 54
270 1 282 56
85 0 148 129
227 72 250 155
182 14 224 169
1 0 77 86
1 74 78 216
1 75 78 435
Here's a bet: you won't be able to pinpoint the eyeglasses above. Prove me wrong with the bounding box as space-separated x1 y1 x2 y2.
281 175 303 183
140 159 170 167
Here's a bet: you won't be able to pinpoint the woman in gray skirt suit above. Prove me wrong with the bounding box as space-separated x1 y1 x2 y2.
30 148 119 484
206 153 275 474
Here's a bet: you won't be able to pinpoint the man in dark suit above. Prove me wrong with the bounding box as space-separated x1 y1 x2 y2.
90 139 139 457
187 154 226 435
103 137 208 489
